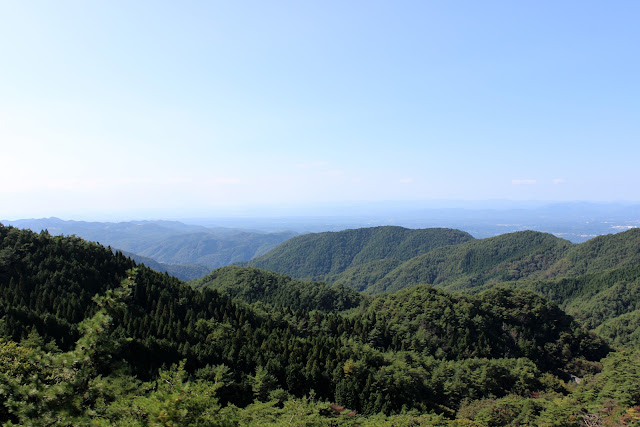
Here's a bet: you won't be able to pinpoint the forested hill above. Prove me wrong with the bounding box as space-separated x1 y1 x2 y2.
2 222 632 425
371 228 640 295
366 230 571 294
4 217 296 272
191 265 365 312
247 226 474 282
250 227 640 296
470 264 640 349
546 227 640 277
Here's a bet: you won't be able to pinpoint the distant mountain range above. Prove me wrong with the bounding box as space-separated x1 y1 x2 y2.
118 250 210 282
1 217 296 280
179 201 640 242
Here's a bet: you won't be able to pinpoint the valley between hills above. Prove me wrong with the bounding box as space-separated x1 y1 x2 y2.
1 222 639 425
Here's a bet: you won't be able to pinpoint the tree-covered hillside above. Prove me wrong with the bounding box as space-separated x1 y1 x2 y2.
2 223 632 425
546 228 640 277
191 265 365 312
251 227 640 300
5 218 296 272
248 226 474 283
462 264 640 350
359 230 571 294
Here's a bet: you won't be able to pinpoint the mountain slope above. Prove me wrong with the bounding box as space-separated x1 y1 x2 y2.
461 264 640 349
136 230 295 268
119 250 210 281
305 228 640 296
4 217 296 272
545 228 640 277
359 284 607 369
349 230 571 294
191 265 365 312
7 223 640 425
248 226 474 282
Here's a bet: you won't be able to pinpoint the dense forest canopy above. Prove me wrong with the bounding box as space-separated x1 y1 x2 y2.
0 223 639 425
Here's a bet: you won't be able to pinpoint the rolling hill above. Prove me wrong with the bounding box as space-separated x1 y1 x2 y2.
368 228 640 295
247 226 474 283
191 265 365 312
250 227 640 298
4 217 296 273
366 230 571 294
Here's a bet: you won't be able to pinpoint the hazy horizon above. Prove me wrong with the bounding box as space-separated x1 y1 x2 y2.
3 199 640 223
4 200 640 246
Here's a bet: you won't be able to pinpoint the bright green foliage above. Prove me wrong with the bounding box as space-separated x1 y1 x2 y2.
576 350 640 411
249 366 278 401
103 361 231 426
595 309 640 348
457 395 547 426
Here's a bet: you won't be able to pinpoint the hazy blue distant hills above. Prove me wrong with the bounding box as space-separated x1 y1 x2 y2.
2 218 297 275
131 230 296 269
247 226 474 284
3 218 212 248
179 201 640 242
118 250 210 281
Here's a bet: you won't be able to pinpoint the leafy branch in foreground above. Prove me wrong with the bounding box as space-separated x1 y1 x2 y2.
0 270 135 425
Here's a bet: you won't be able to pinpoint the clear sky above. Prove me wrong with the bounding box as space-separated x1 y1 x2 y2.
1 1 638 219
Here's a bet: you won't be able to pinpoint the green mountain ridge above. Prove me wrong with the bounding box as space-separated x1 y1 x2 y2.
546 228 640 277
250 227 640 298
366 230 570 294
191 265 365 313
248 226 474 283
4 218 296 272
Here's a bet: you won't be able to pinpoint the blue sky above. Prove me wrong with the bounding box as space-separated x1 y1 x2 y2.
1 1 638 219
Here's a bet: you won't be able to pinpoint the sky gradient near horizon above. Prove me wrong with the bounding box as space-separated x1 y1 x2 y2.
1 1 639 219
